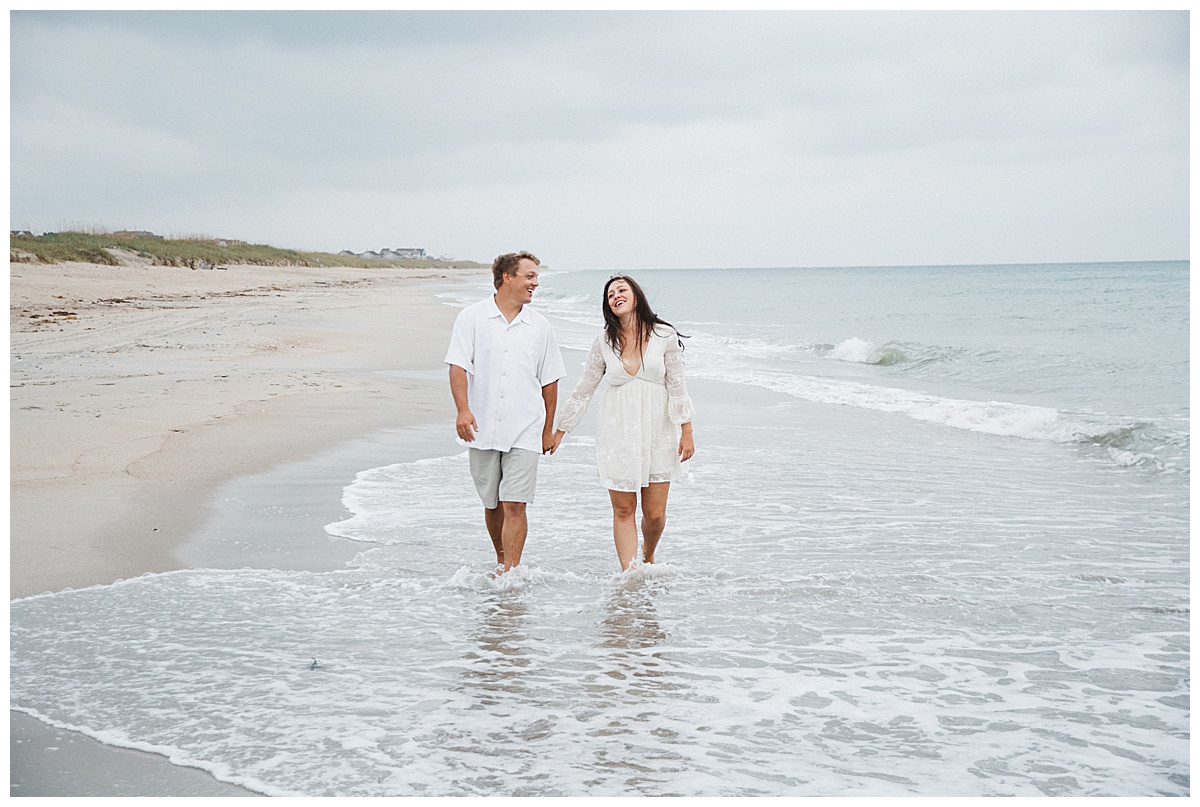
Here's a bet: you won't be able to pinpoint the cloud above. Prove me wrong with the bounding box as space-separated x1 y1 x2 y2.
10 10 1188 268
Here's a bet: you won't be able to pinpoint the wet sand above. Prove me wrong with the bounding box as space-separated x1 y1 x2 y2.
10 256 485 795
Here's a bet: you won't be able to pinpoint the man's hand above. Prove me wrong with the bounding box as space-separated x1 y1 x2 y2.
448 365 476 442
540 381 559 454
457 410 478 442
544 429 565 455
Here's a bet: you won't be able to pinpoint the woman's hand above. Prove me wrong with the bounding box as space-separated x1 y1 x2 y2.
678 425 695 462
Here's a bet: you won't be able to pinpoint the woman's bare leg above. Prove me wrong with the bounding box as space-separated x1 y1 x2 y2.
608 489 639 571
640 482 670 564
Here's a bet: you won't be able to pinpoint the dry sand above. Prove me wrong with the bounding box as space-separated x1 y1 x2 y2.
10 256 487 795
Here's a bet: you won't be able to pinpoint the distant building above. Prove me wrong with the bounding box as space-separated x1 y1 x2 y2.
10 230 33 237
342 246 428 260
113 230 163 239
213 238 245 246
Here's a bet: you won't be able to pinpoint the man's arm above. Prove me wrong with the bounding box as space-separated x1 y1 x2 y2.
541 380 559 454
449 365 477 442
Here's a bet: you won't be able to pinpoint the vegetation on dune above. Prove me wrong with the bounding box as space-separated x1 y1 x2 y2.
9 231 484 269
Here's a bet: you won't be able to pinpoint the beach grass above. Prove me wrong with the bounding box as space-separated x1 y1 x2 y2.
9 231 485 270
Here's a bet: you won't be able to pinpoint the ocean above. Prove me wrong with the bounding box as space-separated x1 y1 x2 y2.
11 261 1189 796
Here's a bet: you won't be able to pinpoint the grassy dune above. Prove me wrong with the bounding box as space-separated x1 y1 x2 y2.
9 231 484 270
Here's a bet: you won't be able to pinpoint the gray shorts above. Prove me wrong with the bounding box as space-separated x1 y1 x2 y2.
468 447 539 509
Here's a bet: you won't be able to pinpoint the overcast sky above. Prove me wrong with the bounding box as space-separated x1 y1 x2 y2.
9 10 1189 270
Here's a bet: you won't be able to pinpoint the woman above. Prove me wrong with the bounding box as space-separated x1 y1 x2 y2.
550 275 695 570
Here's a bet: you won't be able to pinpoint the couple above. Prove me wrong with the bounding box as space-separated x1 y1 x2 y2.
445 251 696 573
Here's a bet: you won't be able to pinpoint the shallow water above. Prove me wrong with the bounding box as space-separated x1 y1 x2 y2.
11 263 1189 796
12 381 1188 796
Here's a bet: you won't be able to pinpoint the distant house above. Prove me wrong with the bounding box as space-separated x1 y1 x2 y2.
342 246 428 260
113 230 163 239
10 230 33 237
214 238 245 247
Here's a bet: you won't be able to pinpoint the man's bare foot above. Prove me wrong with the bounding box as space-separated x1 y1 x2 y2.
642 554 655 565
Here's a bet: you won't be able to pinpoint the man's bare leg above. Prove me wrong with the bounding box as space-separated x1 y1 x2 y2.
640 482 670 564
484 506 505 567
499 501 528 571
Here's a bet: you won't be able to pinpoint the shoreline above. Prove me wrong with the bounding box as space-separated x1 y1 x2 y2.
11 261 1187 797
11 258 482 598
11 258 485 795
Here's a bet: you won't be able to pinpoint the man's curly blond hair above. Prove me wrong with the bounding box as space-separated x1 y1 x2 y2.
491 251 540 290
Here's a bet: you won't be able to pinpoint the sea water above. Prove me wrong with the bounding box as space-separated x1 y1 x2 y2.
11 262 1189 796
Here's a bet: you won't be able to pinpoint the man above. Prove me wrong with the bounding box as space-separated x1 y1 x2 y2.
445 251 566 572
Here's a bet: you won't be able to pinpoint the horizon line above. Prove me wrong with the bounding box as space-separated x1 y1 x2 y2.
557 257 1189 272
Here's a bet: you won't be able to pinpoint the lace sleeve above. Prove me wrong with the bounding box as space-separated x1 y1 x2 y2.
556 335 607 433
664 332 695 425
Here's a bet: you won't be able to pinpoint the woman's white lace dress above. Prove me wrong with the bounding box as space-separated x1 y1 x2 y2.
557 326 695 492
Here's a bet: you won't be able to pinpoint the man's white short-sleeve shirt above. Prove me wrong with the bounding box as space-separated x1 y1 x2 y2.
445 296 566 452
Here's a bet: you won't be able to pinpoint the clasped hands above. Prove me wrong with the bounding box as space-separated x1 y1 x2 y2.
464 412 694 461
543 429 565 454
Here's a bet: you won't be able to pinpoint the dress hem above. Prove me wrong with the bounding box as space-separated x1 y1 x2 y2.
597 471 680 492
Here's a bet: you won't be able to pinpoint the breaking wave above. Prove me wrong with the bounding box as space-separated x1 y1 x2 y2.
826 337 909 366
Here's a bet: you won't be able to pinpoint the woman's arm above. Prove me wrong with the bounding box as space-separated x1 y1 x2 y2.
663 332 696 426
664 331 696 461
554 335 607 436
678 421 695 461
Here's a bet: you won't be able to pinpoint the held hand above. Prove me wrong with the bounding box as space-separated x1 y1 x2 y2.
456 410 478 442
544 429 565 455
678 430 695 462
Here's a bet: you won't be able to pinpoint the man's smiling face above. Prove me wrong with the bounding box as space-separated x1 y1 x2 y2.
504 258 539 303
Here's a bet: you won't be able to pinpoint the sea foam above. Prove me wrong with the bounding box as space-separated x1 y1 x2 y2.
11 263 1188 796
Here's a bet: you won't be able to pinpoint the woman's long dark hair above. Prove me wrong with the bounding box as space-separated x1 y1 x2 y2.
602 275 687 354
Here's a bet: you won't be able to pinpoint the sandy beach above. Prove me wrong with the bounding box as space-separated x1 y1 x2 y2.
11 256 485 795
10 258 1188 796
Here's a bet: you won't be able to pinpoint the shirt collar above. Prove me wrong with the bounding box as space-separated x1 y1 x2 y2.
487 294 530 324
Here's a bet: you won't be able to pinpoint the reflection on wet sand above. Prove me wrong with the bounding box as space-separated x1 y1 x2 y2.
460 590 531 706
581 580 697 793
596 581 684 699
602 582 667 651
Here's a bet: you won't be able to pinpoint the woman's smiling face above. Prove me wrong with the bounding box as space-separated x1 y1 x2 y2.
607 279 634 317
